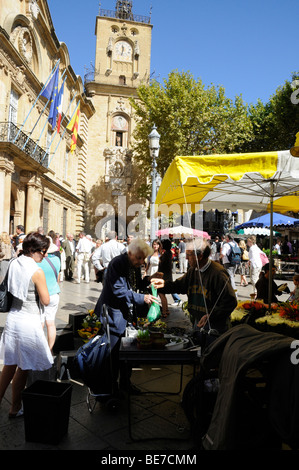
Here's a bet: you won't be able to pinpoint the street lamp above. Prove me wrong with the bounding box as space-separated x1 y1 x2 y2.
148 125 160 243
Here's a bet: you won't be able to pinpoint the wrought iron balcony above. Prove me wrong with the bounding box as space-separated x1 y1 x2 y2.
84 63 100 86
99 8 151 24
0 121 49 168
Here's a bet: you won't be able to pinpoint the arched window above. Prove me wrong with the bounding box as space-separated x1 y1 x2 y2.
111 115 129 147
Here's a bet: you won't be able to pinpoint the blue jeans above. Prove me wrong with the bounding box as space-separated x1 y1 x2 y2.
172 293 181 302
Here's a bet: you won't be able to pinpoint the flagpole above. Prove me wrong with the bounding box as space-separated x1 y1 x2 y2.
43 97 80 166
31 75 67 155
13 60 60 143
44 96 78 160
22 70 67 151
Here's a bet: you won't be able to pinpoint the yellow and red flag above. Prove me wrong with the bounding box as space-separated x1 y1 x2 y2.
67 102 80 153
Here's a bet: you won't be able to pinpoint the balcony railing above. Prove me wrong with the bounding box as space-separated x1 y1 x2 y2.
99 8 151 24
0 122 49 168
84 65 100 86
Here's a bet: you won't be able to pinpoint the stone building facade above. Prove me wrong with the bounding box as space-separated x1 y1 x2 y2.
0 0 152 240
84 1 152 238
0 0 95 237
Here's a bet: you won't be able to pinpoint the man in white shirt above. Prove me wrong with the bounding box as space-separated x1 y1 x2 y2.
219 234 237 291
91 231 125 284
274 240 281 255
178 238 188 273
247 235 263 295
75 232 93 283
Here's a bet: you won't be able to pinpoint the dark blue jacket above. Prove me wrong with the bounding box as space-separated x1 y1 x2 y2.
94 253 146 341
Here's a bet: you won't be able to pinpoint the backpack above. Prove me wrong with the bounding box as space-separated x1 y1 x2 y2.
227 241 241 266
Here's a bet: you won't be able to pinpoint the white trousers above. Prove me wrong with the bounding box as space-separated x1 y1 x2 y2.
77 253 90 282
250 265 262 293
179 253 188 273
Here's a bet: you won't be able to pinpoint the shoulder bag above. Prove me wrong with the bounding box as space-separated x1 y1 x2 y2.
0 259 15 313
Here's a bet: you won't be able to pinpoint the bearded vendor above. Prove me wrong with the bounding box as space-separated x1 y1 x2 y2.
151 237 237 343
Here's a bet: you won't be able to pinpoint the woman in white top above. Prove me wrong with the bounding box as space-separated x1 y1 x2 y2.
145 239 162 276
274 240 281 255
0 232 53 418
247 235 263 295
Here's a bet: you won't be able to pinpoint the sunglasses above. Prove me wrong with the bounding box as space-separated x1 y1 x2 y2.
40 250 47 255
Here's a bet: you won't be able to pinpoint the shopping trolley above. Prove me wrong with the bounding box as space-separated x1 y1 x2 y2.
75 304 121 413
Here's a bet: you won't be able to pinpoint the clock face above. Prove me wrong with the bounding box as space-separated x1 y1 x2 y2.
114 41 132 61
113 116 128 130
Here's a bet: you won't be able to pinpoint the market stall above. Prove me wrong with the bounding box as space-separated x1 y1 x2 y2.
235 212 299 229
230 300 299 338
156 224 210 239
155 149 299 308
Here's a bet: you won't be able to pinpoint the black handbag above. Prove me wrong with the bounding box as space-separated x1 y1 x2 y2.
0 269 13 313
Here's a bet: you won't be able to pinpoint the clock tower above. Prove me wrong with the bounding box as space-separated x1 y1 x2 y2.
84 1 152 238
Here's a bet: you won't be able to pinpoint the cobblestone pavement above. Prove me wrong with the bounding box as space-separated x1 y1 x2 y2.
0 267 293 451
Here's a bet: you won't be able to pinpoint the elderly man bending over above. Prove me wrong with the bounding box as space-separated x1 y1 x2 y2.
94 237 158 395
152 238 237 341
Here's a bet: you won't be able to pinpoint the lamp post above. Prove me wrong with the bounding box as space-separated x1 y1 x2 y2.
148 125 160 243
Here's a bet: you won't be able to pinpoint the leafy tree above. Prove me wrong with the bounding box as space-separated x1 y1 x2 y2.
130 70 253 198
241 72 299 153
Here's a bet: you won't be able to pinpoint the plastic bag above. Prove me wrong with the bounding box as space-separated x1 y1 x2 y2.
147 284 161 322
259 251 269 266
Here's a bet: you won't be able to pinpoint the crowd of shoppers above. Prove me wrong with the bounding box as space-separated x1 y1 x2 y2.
0 223 297 415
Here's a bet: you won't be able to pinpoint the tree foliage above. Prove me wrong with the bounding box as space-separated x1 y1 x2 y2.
240 72 299 153
130 70 254 198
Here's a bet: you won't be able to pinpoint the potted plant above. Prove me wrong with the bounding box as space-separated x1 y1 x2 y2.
136 329 152 350
77 309 101 342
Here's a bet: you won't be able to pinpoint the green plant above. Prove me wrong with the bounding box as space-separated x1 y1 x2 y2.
262 248 278 256
137 329 151 341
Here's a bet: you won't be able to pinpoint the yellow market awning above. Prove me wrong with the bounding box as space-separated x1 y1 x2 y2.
155 150 299 215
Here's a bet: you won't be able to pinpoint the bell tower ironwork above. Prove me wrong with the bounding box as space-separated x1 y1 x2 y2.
115 1 133 20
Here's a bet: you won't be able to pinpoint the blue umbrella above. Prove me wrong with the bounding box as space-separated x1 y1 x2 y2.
235 212 299 229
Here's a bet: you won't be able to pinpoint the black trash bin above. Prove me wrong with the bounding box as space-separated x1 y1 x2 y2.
22 380 72 445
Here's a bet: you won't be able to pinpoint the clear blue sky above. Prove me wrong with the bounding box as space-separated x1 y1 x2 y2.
50 0 299 105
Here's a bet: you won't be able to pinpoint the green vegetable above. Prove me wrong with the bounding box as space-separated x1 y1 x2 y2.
137 329 150 340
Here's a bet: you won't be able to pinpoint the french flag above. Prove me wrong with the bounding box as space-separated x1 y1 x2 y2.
57 80 64 133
